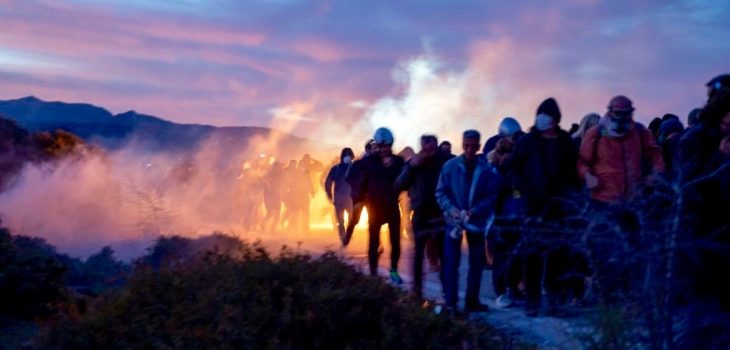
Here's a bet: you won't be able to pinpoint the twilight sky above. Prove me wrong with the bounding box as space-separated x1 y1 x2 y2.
1 0 729 144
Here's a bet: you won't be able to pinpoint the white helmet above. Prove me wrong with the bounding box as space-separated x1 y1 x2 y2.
373 127 394 145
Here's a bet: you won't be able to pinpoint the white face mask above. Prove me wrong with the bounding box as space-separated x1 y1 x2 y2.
343 156 352 164
535 113 555 131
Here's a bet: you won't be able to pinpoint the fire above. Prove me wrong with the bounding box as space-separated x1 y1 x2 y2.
307 191 368 231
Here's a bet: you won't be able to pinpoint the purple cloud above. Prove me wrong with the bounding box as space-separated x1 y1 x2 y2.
0 0 727 138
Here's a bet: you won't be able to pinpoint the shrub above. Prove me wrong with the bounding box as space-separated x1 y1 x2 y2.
36 239 520 349
0 228 68 318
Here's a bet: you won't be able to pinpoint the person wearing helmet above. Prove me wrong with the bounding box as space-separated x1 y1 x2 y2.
483 117 524 155
578 95 665 205
706 74 730 100
346 127 406 284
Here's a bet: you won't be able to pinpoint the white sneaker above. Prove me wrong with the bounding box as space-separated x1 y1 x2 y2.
495 293 514 308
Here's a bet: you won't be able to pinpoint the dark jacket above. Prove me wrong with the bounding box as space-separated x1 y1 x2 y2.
677 123 727 184
395 151 451 227
324 162 351 204
345 153 405 210
507 128 580 217
436 155 501 232
483 131 525 155
676 123 730 239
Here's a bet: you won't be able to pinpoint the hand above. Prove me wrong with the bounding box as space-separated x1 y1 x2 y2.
584 173 599 189
409 153 424 167
448 208 460 220
382 156 394 167
720 135 730 155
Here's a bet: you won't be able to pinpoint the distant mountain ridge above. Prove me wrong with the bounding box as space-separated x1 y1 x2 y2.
0 96 305 152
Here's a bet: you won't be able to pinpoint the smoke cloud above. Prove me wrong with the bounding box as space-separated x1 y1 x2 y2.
0 42 642 259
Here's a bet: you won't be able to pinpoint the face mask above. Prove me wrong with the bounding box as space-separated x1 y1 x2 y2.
343 156 352 164
535 113 554 131
610 117 631 135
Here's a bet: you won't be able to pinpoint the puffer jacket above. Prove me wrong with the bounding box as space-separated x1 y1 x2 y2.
577 122 665 204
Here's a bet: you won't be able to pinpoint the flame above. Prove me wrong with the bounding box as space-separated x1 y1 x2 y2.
307 192 368 231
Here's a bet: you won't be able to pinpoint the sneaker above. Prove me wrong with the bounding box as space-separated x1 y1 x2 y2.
464 302 490 313
389 269 403 285
495 293 514 308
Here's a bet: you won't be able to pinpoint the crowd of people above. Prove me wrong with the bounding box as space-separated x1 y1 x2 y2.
237 153 326 233
322 74 730 318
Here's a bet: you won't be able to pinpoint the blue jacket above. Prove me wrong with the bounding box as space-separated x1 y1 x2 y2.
436 155 501 232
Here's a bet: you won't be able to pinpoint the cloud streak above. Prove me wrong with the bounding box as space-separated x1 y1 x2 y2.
0 0 728 139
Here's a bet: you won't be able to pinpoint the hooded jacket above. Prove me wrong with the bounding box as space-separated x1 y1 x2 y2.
324 162 352 204
577 120 665 204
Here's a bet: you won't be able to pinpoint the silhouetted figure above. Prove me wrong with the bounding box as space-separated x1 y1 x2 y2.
346 128 405 284
395 134 451 299
324 148 354 242
261 161 284 231
507 97 581 316
342 139 375 245
439 140 453 157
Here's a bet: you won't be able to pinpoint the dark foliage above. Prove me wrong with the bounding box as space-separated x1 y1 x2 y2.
0 115 94 191
0 228 68 318
0 226 129 321
35 237 521 350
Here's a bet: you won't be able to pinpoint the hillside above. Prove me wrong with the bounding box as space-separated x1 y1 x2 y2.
0 96 309 153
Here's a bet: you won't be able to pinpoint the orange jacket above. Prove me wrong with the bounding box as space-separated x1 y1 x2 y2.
577 123 665 204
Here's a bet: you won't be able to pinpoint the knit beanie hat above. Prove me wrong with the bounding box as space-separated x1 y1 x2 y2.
536 97 562 123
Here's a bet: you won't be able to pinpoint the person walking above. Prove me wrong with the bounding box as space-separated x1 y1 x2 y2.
437 130 501 313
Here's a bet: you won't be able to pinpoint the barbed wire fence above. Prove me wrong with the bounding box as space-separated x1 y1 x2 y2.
482 176 729 349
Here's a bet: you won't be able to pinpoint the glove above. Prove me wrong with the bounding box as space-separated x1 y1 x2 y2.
584 173 599 190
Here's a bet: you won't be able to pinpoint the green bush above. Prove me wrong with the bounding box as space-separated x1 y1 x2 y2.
36 239 515 349
0 228 68 318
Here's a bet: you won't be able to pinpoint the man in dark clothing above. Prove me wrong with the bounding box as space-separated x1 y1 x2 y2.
437 130 501 313
677 87 730 299
395 134 451 299
506 97 581 316
346 128 405 284
439 141 453 157
673 82 730 349
324 148 355 243
342 139 375 245
508 98 580 218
